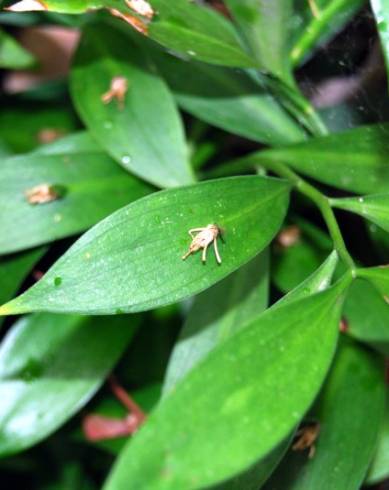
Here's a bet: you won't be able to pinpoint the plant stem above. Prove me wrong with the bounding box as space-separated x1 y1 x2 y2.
257 160 356 270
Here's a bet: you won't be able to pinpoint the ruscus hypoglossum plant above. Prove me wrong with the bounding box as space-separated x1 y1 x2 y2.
0 1 389 489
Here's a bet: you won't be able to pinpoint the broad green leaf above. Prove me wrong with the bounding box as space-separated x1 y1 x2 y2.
0 176 290 316
104 282 346 490
0 27 35 69
0 107 76 154
358 267 389 301
291 0 364 66
147 46 306 146
147 0 257 68
216 251 339 490
331 193 389 232
0 247 46 327
252 124 389 193
0 312 138 456
71 22 193 189
264 338 385 490
163 251 269 396
344 279 389 356
371 0 389 88
225 0 294 84
0 146 151 254
367 391 389 484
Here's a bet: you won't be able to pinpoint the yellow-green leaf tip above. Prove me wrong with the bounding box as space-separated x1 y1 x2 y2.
0 302 14 316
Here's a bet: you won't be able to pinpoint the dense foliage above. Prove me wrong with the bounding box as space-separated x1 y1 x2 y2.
0 0 389 488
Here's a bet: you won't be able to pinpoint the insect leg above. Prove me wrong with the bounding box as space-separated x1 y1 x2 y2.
182 250 192 260
202 243 209 263
213 238 222 264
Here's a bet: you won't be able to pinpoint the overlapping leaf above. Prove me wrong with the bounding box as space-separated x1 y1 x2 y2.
225 0 294 84
344 279 389 356
357 267 389 302
71 22 193 188
0 141 151 254
0 27 35 69
163 251 269 396
104 281 346 489
0 176 290 315
253 124 389 193
331 193 389 232
0 312 138 456
147 46 306 146
264 338 385 490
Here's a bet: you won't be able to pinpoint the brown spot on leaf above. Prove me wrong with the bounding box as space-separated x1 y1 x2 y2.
108 8 149 35
292 422 320 459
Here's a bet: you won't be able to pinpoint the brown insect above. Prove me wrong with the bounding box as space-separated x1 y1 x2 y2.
292 422 320 459
182 224 223 264
25 183 59 205
101 76 128 109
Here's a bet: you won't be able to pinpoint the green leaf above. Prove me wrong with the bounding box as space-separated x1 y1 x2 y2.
344 279 389 356
0 142 151 254
163 251 269 396
291 0 364 66
147 46 306 146
7 0 256 67
0 27 35 69
367 390 389 485
147 0 256 68
104 282 346 490
0 247 46 327
0 312 138 456
357 267 389 304
71 22 193 189
254 124 389 194
0 176 290 315
331 193 389 232
371 0 389 88
225 0 294 83
264 338 385 490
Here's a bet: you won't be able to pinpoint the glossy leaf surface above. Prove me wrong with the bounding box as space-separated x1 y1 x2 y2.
0 145 151 254
104 283 345 489
163 251 269 395
0 176 290 316
0 313 138 456
71 22 193 188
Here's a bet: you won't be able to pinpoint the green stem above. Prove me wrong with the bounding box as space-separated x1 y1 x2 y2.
257 160 356 270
